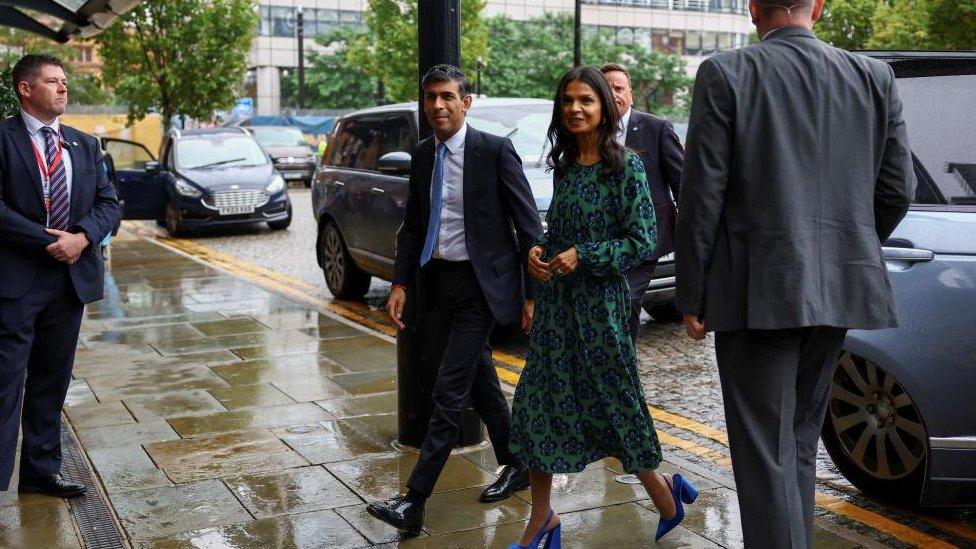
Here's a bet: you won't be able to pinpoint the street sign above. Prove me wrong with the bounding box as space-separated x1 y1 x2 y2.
232 97 253 117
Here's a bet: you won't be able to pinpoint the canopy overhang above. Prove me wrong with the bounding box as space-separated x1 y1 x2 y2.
0 0 140 43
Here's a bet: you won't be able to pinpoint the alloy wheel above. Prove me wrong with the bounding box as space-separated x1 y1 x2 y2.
828 352 926 480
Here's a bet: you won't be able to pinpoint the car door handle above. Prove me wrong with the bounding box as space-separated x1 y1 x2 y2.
332 180 345 187
882 246 934 262
370 187 385 194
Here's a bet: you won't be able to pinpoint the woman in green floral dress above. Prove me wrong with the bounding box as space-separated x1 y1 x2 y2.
507 67 697 549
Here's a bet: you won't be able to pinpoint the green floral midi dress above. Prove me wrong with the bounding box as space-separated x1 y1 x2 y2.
510 151 663 474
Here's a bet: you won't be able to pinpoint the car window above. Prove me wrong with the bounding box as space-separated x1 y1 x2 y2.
897 74 976 205
104 140 154 170
250 126 307 147
328 116 385 171
175 135 269 170
380 114 415 158
467 103 552 162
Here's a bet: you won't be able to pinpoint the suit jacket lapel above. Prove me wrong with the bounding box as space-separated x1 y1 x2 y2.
418 138 435 222
625 111 642 149
9 116 45 204
461 126 481 232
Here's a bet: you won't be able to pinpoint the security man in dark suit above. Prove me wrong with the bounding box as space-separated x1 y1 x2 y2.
675 1 914 545
366 65 543 534
0 54 120 497
600 63 684 343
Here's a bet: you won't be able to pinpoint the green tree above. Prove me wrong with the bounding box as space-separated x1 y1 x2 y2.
96 0 258 128
925 0 976 49
347 0 488 102
0 29 113 106
816 0 879 49
484 13 691 117
281 27 376 109
868 0 929 49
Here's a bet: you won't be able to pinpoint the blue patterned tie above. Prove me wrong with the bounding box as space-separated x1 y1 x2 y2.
41 127 70 230
420 143 448 266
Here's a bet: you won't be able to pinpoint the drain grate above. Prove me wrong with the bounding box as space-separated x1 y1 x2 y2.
60 425 128 549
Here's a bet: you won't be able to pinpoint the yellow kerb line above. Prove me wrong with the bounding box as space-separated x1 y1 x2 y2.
130 225 965 548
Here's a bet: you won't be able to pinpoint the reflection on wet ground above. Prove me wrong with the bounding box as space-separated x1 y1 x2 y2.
2 231 972 548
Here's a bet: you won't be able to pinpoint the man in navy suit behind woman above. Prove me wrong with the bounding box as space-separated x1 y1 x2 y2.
0 54 120 497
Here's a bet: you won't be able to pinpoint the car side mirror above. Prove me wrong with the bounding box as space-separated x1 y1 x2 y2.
145 160 160 173
378 151 411 175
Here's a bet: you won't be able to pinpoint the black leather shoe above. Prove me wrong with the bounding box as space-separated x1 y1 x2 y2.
480 465 530 503
365 495 424 535
18 473 86 498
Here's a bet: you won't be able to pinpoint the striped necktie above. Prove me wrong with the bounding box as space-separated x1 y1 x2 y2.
41 126 70 230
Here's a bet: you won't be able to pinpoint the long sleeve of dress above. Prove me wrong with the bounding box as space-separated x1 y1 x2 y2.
576 153 657 277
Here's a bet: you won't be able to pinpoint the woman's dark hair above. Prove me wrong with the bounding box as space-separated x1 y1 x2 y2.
545 66 624 180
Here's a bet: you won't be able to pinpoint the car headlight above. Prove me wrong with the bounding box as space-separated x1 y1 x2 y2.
266 174 285 193
174 178 201 197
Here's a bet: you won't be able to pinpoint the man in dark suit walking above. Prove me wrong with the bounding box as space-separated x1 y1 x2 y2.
675 0 914 545
600 63 684 343
0 54 120 497
367 65 543 533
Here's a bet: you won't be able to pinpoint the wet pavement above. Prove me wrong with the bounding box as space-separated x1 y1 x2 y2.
1 225 974 548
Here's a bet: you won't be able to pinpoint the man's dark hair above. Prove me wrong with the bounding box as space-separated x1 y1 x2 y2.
11 53 65 99
421 64 470 97
599 63 632 85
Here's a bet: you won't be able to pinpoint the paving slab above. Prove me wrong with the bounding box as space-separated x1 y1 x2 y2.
272 421 389 464
112 479 251 542
145 429 309 483
326 453 497 502
167 402 334 437
136 509 369 549
223 466 362 518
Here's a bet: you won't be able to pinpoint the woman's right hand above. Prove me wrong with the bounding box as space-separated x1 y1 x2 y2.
527 246 551 282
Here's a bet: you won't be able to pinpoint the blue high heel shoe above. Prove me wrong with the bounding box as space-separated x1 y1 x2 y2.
508 509 561 549
655 473 698 541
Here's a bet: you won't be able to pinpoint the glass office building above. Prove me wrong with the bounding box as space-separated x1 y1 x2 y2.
249 0 751 114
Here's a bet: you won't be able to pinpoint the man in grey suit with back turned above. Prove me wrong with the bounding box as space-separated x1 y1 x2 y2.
675 0 915 546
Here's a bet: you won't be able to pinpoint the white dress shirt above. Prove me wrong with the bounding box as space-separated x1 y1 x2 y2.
616 107 633 147
433 122 469 261
21 110 73 198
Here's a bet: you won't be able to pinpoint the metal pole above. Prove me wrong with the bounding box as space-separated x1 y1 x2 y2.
417 0 460 139
297 5 305 110
574 0 582 67
476 56 483 96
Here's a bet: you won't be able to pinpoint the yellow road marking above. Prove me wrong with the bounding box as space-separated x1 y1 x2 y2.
816 493 957 548
131 225 967 548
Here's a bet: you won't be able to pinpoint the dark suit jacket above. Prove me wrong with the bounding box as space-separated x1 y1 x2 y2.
675 26 915 331
393 125 543 326
0 115 120 304
624 109 683 259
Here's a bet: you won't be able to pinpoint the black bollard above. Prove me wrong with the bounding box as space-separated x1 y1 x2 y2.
396 276 484 448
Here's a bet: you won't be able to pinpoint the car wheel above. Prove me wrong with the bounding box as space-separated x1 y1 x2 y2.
642 302 681 322
268 205 292 231
164 202 184 237
319 221 370 299
821 352 928 505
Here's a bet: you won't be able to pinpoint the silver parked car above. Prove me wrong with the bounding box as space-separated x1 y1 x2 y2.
821 52 976 506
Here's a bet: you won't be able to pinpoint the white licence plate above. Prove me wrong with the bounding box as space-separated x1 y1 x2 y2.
218 205 255 216
282 172 303 179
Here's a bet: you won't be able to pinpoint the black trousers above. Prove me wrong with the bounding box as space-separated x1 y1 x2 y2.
715 327 847 549
0 266 84 490
625 259 659 345
408 260 521 496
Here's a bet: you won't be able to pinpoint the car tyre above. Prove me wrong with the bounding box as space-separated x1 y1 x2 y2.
642 302 681 322
164 202 185 237
320 221 370 299
821 352 928 505
268 205 292 231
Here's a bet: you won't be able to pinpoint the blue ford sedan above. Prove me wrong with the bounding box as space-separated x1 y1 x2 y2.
106 127 292 235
